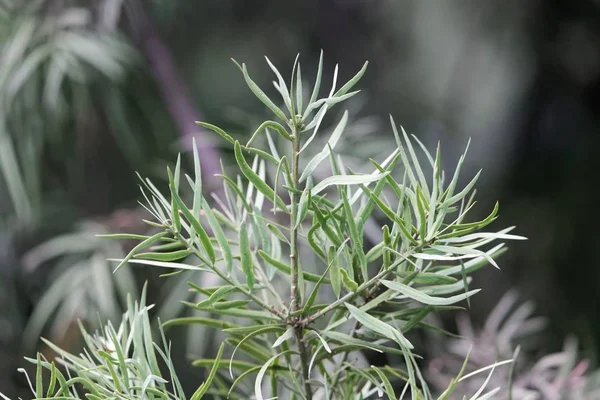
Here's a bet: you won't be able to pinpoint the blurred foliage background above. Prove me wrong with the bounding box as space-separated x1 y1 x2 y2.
1 0 599 397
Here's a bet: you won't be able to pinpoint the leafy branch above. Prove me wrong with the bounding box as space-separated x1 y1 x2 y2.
6 53 528 400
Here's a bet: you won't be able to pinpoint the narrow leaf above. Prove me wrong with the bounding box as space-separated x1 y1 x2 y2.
239 223 255 290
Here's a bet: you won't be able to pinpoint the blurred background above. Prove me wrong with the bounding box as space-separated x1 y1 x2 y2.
1 0 599 397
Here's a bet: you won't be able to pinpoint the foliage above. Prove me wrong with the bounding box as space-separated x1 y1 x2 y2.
0 0 173 224
0 284 192 400
5 54 528 399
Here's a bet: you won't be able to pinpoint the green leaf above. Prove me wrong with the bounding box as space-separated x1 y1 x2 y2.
299 110 348 182
302 250 339 314
401 126 430 200
310 201 343 247
333 61 368 98
46 362 57 397
442 170 482 207
202 198 233 275
312 172 390 195
162 317 238 330
191 343 225 400
265 56 293 115
345 303 413 349
364 187 416 245
96 233 155 240
110 258 209 271
234 141 288 212
35 353 42 398
185 301 279 320
247 120 292 147
341 188 366 281
308 50 323 107
394 271 457 285
295 62 303 113
436 243 507 275
322 332 405 356
201 286 238 306
239 223 254 290
112 231 167 273
381 280 480 306
223 324 285 336
328 246 341 298
196 121 235 144
255 351 293 400
134 249 191 261
440 231 527 244
295 185 311 229
272 327 295 348
340 269 358 292
416 185 427 241
227 326 285 379
213 300 252 310
428 244 500 269
234 60 288 121
169 173 215 263
267 223 289 245
168 164 182 233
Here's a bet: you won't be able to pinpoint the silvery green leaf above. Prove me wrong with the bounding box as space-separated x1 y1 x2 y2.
333 61 368 98
444 138 471 201
295 180 312 229
401 125 430 200
202 198 233 275
256 159 267 210
308 50 324 107
108 258 209 271
239 223 255 290
418 278 472 297
410 134 435 168
441 231 527 244
255 352 289 400
265 56 293 115
381 280 480 306
345 303 413 349
328 63 339 97
300 104 328 152
454 227 518 250
458 359 513 383
426 143 441 239
299 110 348 182
272 327 295 348
296 62 303 113
312 172 390 195
190 343 224 399
390 115 418 190
417 244 500 269
349 148 399 206
247 120 292 147
234 60 287 121
442 170 482 207
302 91 358 129
191 138 203 221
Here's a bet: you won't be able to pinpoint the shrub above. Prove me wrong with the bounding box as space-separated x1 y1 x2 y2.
4 53 527 399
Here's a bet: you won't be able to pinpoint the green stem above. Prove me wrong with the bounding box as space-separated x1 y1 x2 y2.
178 232 285 320
290 128 313 399
302 248 420 325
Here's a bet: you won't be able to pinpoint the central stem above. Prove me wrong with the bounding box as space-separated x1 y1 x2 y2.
290 127 313 399
290 135 302 310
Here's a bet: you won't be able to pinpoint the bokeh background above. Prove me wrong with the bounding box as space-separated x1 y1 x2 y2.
1 0 599 397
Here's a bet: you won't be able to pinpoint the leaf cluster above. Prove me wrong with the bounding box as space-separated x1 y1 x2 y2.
7 53 526 400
